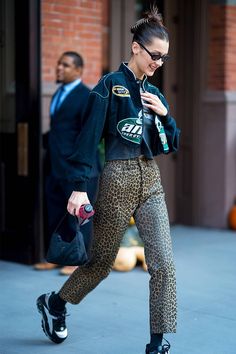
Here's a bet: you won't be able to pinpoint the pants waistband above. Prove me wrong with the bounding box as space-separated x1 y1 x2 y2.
106 156 153 166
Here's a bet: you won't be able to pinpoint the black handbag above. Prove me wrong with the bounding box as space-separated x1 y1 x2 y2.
46 213 88 266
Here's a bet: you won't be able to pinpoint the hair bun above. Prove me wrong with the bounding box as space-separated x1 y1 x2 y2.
145 5 163 25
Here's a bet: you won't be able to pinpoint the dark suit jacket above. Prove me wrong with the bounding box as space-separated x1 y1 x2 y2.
48 82 101 181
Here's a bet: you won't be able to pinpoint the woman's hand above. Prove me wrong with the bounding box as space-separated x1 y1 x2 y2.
67 191 90 216
141 92 168 116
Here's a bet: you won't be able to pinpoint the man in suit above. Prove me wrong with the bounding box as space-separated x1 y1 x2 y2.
34 51 101 274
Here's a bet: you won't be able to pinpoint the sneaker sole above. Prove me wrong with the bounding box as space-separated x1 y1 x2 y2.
36 298 67 344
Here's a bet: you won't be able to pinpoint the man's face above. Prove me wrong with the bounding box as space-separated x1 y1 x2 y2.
56 55 82 84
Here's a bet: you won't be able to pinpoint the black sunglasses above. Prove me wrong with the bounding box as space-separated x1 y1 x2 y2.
138 42 170 63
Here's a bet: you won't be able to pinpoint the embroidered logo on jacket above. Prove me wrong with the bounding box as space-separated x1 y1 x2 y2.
117 118 142 144
112 85 130 97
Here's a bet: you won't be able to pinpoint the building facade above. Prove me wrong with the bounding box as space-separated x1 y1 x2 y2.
0 0 236 264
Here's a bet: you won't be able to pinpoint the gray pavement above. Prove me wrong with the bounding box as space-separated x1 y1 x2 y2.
1 225 236 354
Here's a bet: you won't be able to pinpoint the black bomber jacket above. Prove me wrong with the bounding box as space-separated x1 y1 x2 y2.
66 63 180 191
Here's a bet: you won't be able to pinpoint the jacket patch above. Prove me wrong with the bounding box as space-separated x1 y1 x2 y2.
112 85 130 97
117 118 142 144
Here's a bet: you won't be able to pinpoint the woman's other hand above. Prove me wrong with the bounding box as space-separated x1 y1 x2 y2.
67 191 90 216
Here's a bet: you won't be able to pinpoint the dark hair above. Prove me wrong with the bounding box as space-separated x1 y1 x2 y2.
62 51 84 68
131 5 169 45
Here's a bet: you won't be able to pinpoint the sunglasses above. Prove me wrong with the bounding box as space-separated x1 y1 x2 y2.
138 42 170 63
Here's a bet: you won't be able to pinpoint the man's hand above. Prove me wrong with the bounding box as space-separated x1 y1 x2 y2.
67 191 90 217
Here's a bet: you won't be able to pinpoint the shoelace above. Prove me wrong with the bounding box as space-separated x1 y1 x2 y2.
53 312 69 319
148 338 171 354
53 313 70 331
162 338 171 353
55 315 66 329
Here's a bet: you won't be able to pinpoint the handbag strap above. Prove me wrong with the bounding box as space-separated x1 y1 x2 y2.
53 212 80 233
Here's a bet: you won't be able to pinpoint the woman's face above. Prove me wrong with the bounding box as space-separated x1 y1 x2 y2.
131 37 169 78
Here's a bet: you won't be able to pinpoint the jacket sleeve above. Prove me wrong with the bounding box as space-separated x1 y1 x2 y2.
66 79 110 191
157 91 181 153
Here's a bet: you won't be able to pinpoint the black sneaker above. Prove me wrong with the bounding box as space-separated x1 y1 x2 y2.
146 338 171 354
36 291 68 344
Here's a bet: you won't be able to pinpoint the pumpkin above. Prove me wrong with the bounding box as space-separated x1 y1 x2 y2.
113 247 137 271
121 225 143 247
142 261 148 271
133 246 145 262
228 199 236 230
133 246 147 271
129 216 135 225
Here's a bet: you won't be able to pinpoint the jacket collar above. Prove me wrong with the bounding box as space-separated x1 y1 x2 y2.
119 62 148 87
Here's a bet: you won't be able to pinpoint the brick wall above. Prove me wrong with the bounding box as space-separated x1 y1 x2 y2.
225 6 236 90
208 4 236 90
41 0 109 87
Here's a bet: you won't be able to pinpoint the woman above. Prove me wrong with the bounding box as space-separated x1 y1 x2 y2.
37 6 180 354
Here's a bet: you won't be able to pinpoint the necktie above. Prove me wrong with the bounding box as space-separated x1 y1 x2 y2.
54 85 65 113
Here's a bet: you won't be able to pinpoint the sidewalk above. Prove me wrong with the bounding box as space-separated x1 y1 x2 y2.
1 225 236 354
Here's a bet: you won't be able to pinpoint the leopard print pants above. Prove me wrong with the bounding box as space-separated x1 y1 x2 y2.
60 156 177 333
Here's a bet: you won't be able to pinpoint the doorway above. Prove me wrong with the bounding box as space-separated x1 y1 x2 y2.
0 0 43 264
